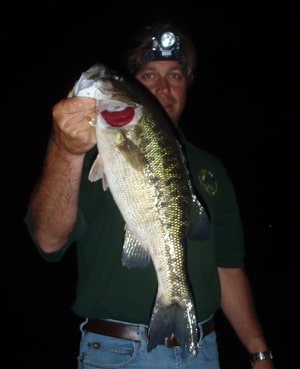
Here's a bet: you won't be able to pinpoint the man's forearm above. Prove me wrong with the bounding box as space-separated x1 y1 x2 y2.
28 138 85 253
218 267 270 353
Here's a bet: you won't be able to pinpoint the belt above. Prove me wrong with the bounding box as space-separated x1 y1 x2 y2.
85 318 214 348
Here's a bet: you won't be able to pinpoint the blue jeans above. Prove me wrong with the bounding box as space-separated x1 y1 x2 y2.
77 317 220 369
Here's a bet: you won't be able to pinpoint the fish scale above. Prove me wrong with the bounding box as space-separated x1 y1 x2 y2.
73 62 210 356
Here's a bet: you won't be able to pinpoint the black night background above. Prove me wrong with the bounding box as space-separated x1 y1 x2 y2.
3 1 299 368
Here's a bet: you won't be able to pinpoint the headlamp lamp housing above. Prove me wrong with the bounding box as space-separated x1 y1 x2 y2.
154 32 177 55
143 31 185 68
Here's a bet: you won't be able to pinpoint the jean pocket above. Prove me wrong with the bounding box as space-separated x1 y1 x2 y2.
78 332 138 368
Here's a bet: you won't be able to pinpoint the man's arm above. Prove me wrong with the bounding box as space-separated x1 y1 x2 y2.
27 95 97 253
218 267 274 368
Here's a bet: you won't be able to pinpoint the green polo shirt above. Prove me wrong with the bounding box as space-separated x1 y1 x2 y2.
25 135 245 323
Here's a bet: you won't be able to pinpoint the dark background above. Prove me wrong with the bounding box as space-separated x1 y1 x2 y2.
3 1 299 368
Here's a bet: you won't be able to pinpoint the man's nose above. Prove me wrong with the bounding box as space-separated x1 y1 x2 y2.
156 78 170 91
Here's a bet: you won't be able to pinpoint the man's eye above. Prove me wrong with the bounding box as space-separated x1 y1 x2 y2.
170 73 182 80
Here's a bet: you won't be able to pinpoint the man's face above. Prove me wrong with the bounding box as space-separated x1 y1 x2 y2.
135 60 188 127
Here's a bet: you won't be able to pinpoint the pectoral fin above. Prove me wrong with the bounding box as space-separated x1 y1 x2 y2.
117 134 148 171
88 154 109 190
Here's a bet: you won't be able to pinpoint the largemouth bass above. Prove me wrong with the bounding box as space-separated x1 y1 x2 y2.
73 63 210 356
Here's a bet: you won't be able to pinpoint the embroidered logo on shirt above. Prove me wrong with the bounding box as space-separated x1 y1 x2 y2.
198 169 218 196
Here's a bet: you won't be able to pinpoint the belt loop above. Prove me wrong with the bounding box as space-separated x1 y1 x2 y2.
138 324 148 352
199 314 214 341
198 323 204 341
80 318 88 336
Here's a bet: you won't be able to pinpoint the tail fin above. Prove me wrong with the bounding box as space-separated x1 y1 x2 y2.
147 299 199 356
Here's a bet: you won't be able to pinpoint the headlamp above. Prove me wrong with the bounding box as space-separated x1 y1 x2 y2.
154 32 177 55
143 30 185 67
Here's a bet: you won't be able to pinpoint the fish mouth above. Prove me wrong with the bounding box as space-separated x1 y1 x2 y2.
97 100 143 128
101 107 135 127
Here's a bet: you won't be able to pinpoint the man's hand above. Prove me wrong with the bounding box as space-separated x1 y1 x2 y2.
51 95 97 156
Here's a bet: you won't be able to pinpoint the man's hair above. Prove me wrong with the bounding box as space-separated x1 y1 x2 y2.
124 22 197 86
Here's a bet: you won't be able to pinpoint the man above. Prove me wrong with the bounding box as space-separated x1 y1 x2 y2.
25 22 274 368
